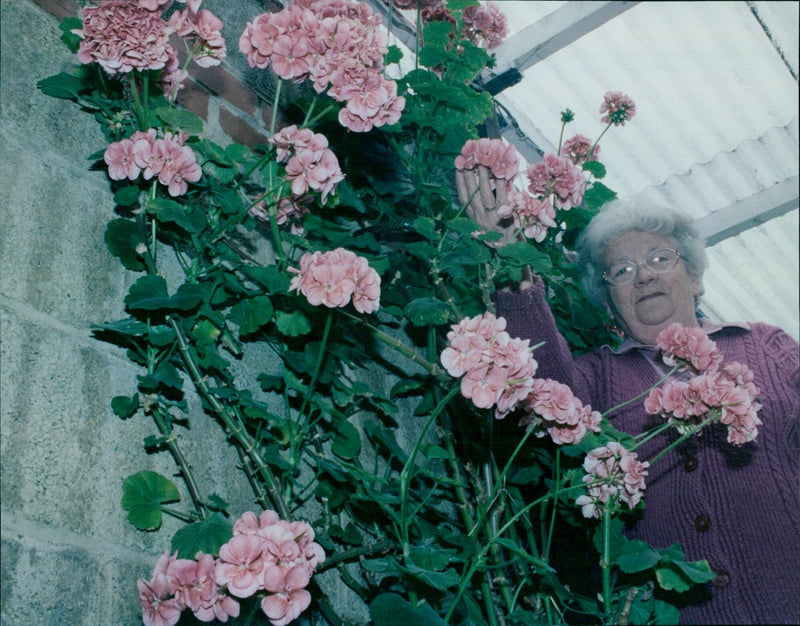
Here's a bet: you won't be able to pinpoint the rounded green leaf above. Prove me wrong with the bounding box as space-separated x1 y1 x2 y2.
170 513 233 559
105 219 145 271
369 593 447 626
121 471 180 531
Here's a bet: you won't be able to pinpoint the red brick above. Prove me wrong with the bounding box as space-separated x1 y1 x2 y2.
176 80 210 121
32 0 79 20
219 106 269 148
189 65 257 117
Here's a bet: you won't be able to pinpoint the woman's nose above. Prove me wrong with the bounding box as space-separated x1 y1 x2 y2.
634 265 657 284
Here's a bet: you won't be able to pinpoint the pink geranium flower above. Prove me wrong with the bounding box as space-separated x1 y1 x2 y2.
599 91 636 126
75 1 171 75
289 248 381 312
455 138 519 181
656 323 723 374
441 312 537 417
575 442 649 518
462 2 509 49
104 138 141 181
240 0 404 132
261 589 313 626
520 378 602 445
526 154 586 210
168 8 227 68
497 191 556 243
561 134 600 165
214 534 266 598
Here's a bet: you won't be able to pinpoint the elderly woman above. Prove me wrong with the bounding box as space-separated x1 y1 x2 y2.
489 200 799 624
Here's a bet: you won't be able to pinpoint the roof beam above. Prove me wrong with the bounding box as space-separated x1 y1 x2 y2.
491 1 641 74
694 176 799 246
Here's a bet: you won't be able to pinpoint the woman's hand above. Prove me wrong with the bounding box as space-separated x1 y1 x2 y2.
456 164 518 247
455 165 535 290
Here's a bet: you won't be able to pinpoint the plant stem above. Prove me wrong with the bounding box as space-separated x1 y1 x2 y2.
168 317 290 520
295 313 333 455
399 385 460 554
601 365 679 418
338 310 444 378
601 504 613 623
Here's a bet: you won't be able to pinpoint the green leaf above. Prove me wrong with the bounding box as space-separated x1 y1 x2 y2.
59 17 83 51
36 71 89 99
390 378 426 399
105 218 145 271
154 106 204 134
332 419 361 460
582 181 617 210
121 471 180 531
171 513 233 559
242 265 291 294
405 563 460 590
111 394 139 419
113 185 142 207
408 544 453 571
614 540 662 573
147 197 206 233
582 160 606 179
672 558 717 584
369 593 448 626
229 295 273 335
124 275 170 310
655 562 693 593
275 310 311 337
404 298 451 326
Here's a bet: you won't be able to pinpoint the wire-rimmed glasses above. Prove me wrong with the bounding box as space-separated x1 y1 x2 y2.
602 248 682 286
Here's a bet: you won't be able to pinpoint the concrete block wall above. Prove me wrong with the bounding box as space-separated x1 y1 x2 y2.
0 1 358 623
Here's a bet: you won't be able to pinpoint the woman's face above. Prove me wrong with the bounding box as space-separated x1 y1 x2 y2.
603 230 700 345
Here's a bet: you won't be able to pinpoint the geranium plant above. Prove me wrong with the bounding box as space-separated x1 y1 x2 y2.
38 1 757 624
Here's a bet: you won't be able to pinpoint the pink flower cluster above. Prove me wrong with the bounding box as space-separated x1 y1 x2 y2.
599 91 637 126
250 196 312 235
575 442 649 519
644 324 762 445
239 0 405 133
440 312 538 419
104 129 201 197
167 7 227 69
138 551 238 626
138 510 325 626
561 134 600 166
289 248 381 313
76 1 172 75
455 138 519 181
270 125 344 203
656 323 723 374
645 361 762 445
496 191 556 243
526 153 586 210
462 2 509 50
76 1 225 99
519 378 602 445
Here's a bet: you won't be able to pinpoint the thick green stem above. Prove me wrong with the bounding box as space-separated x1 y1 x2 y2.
168 317 290 520
602 505 613 623
399 385 460 554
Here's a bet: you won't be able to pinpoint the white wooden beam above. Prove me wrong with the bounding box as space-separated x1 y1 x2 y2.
492 1 641 74
694 176 799 245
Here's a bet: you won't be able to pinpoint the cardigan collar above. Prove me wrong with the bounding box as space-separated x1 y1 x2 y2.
609 318 751 355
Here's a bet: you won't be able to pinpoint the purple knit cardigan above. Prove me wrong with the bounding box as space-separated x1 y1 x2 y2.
494 278 799 625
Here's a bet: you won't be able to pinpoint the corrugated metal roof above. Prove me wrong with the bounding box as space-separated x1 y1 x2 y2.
377 1 799 339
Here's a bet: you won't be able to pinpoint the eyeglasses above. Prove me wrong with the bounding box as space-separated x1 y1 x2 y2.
602 248 682 286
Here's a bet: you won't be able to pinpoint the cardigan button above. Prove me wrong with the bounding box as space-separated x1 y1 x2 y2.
694 514 711 532
712 568 730 588
682 455 699 472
